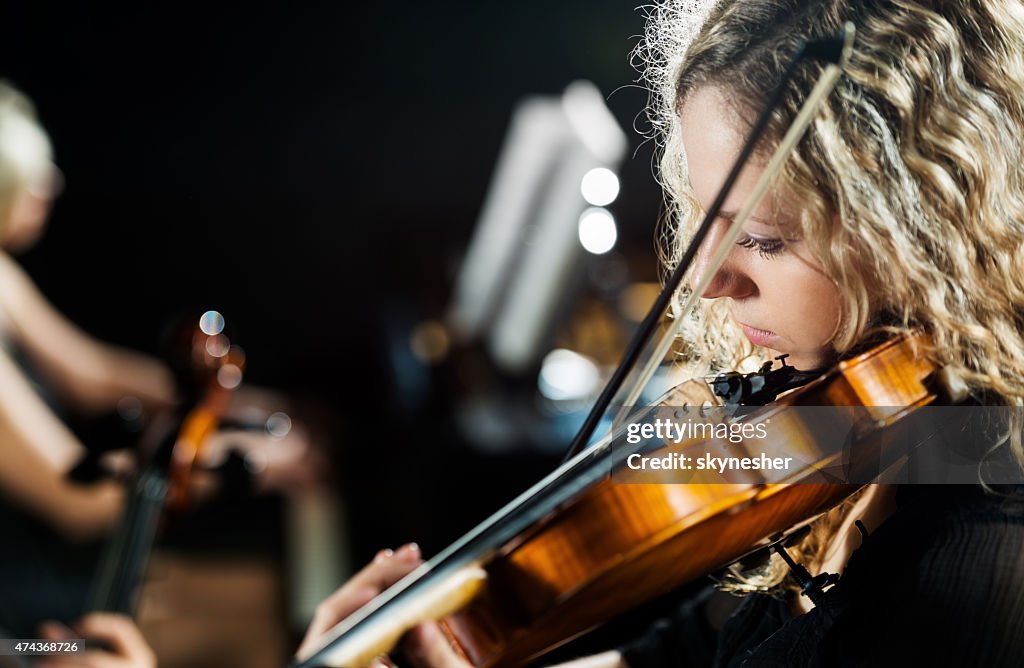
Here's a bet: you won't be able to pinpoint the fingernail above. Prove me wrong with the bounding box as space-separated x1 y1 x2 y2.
398 543 420 559
373 548 394 563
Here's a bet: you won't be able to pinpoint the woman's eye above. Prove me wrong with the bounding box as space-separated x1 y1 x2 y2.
736 234 785 259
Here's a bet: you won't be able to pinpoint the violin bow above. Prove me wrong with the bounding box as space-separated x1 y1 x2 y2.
562 23 855 462
293 24 856 668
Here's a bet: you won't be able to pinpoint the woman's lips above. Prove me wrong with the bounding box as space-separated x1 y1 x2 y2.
740 323 779 347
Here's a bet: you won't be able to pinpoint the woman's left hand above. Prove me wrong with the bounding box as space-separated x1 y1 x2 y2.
298 544 471 668
36 613 156 668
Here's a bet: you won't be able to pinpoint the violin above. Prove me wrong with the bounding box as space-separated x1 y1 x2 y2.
86 311 245 615
444 332 965 664
297 331 969 667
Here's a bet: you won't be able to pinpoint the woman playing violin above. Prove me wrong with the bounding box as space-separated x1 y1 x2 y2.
291 1 1024 667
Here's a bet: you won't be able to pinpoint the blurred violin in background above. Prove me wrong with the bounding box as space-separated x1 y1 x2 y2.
87 311 248 615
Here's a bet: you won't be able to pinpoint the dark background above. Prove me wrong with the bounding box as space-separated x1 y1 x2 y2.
0 1 665 556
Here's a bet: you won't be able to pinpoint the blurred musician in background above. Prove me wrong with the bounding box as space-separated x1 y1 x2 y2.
0 81 178 637
0 81 314 647
0 78 166 667
0 81 181 534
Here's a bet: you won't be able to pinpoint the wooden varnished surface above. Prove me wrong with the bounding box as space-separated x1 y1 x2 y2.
434 334 938 666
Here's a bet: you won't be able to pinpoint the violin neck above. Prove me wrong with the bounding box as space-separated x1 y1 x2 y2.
85 467 167 615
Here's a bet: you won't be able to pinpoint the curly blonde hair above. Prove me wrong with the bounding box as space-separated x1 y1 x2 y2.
638 0 1024 591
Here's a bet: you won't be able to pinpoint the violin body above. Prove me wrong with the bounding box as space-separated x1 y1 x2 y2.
441 334 939 666
442 484 848 666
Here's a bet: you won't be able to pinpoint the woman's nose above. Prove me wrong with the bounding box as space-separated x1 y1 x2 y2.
688 221 755 300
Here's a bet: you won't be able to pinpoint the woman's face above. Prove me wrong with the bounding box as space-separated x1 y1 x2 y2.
4 162 61 254
680 86 841 370
5 180 54 253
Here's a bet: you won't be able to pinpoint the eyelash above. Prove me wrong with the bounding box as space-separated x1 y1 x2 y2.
736 234 785 259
